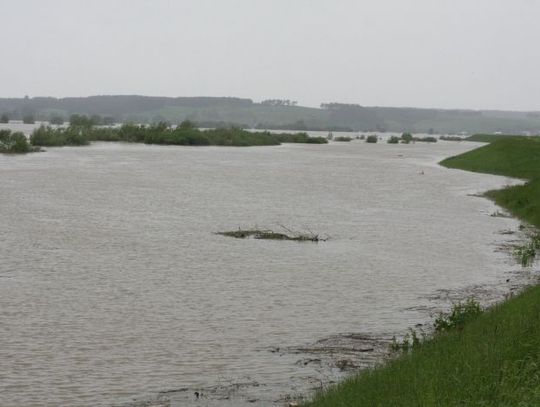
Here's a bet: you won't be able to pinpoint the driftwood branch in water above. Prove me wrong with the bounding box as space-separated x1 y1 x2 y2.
216 227 327 242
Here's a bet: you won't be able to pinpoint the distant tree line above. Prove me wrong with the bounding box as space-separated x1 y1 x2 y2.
69 114 115 127
255 120 353 132
1 96 539 134
260 99 298 107
320 103 363 109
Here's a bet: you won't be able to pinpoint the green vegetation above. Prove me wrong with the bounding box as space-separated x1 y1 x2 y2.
401 132 413 144
0 113 8 123
433 299 483 333
439 135 464 141
413 136 438 143
272 132 327 144
0 129 36 154
49 115 64 125
307 137 540 406
387 136 400 144
22 114 35 124
69 113 105 127
390 299 483 353
366 135 378 143
29 121 327 147
464 134 518 142
334 136 353 142
307 286 540 406
30 126 90 146
511 233 540 267
514 243 536 267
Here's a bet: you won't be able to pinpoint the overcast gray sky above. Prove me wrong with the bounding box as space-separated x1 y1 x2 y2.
1 0 539 110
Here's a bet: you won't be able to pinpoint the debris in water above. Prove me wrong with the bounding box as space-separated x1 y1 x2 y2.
216 226 327 242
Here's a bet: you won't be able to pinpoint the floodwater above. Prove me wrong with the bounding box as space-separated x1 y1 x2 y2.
0 140 530 407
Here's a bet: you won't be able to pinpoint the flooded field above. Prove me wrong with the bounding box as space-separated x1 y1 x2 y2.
0 139 531 406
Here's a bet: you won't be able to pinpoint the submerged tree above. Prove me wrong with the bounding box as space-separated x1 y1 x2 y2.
22 114 35 124
49 116 64 125
401 132 413 143
366 135 378 143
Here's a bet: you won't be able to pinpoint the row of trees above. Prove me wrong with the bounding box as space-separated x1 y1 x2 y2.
260 99 298 107
28 121 328 148
0 113 116 126
1 113 35 124
1 113 37 124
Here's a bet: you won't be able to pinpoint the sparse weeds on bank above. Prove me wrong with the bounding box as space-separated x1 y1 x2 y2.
390 299 483 354
512 232 540 267
433 299 483 333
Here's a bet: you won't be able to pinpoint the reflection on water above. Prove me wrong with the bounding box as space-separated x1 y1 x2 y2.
0 140 525 406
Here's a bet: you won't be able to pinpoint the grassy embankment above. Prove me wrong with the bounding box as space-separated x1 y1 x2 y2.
307 136 540 407
29 122 327 147
464 133 521 143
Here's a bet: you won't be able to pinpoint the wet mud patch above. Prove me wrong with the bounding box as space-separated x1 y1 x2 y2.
120 380 271 407
285 333 394 373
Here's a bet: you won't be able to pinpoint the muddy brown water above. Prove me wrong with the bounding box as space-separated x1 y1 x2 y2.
0 139 534 407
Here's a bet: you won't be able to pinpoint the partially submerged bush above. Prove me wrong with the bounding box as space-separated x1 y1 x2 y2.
440 135 464 141
366 135 378 143
401 132 413 143
30 126 90 146
511 233 540 267
29 122 327 147
434 299 483 333
334 136 352 142
273 132 328 144
514 244 536 267
22 114 35 124
0 129 34 154
387 136 400 144
49 116 64 125
414 136 438 143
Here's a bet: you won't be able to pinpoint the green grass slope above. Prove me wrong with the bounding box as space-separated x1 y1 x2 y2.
464 134 518 142
442 137 540 227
